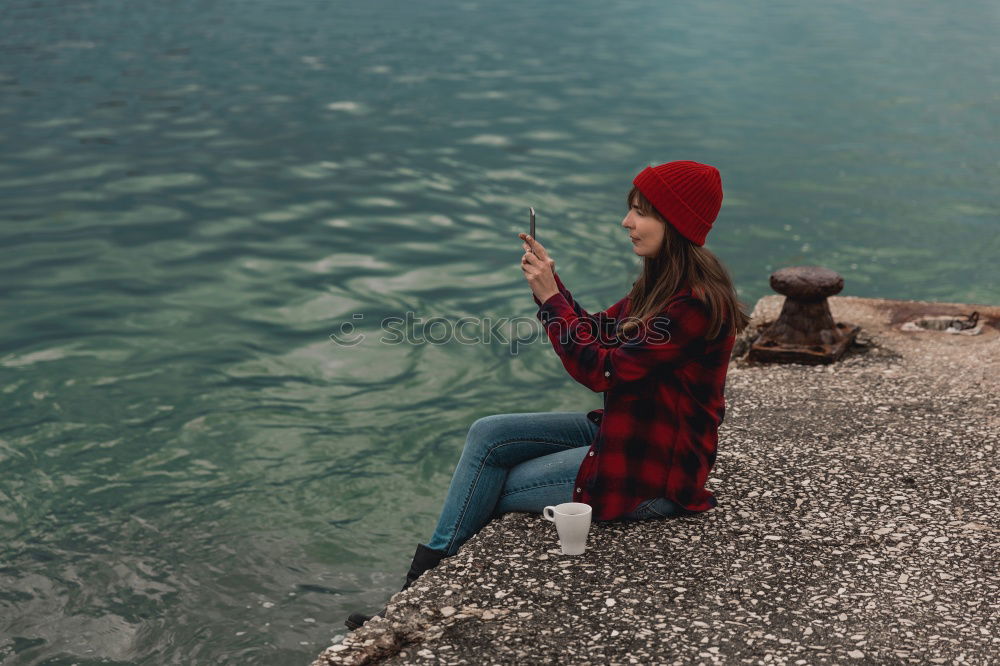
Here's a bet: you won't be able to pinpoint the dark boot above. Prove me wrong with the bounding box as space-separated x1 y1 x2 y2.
344 543 449 631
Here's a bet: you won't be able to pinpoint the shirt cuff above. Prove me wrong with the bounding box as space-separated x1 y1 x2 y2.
537 292 569 324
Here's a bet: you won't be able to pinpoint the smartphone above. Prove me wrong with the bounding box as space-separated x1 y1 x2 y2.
529 207 536 242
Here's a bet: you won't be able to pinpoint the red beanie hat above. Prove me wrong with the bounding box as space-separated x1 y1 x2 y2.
632 161 723 246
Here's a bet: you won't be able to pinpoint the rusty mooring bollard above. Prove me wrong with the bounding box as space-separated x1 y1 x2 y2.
748 266 861 365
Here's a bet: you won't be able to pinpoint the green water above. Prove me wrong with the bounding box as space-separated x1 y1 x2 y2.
1 0 997 663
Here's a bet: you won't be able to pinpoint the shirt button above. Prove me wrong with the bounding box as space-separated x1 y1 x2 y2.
576 487 581 493
588 451 595 456
603 370 610 377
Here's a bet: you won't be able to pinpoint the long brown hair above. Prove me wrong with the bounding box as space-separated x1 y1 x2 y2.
619 185 751 341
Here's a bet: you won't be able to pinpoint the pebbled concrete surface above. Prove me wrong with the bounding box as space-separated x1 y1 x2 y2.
313 294 1000 666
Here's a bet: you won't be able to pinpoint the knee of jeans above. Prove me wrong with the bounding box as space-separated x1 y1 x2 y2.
466 414 508 450
467 415 495 439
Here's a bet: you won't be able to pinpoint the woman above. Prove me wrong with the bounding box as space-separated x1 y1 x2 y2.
345 160 751 631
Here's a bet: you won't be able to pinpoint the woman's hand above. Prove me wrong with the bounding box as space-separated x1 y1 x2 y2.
518 233 559 304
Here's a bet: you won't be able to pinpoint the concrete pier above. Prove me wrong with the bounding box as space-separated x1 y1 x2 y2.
314 294 999 665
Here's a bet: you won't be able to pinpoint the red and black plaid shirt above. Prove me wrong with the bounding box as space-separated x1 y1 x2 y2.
533 272 735 521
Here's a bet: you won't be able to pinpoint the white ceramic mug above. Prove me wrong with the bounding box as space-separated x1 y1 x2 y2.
542 502 592 555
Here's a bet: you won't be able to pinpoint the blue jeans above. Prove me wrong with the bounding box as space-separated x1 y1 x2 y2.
423 412 683 556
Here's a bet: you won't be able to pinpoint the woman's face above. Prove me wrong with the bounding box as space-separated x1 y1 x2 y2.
621 195 665 258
